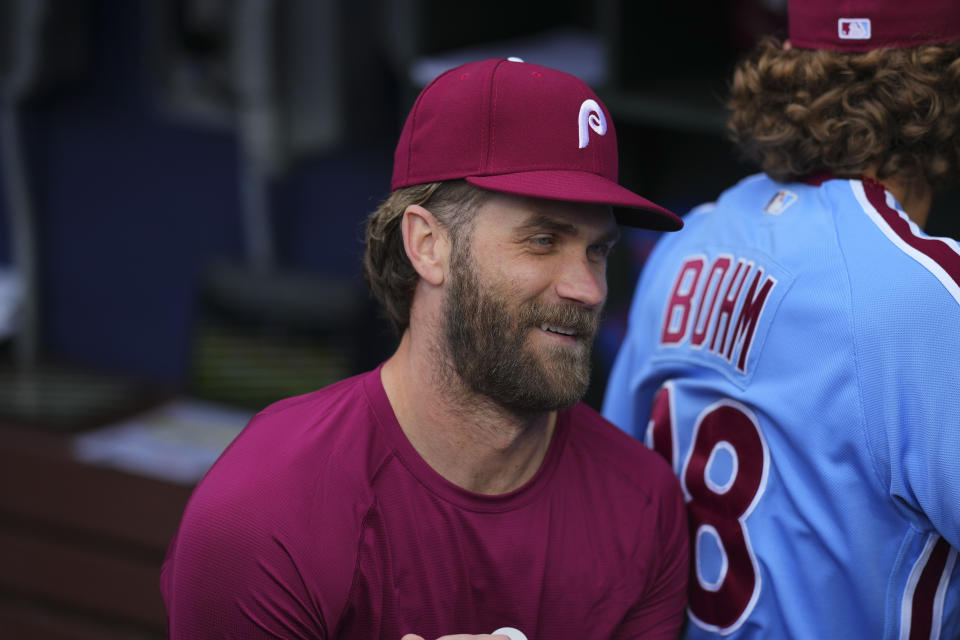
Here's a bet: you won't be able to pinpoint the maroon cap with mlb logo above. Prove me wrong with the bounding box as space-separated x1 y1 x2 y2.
789 0 960 51
391 58 683 231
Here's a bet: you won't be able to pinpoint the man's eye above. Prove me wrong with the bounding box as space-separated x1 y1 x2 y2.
588 244 612 260
530 236 554 248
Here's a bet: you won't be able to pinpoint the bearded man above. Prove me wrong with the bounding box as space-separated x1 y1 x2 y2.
161 58 689 640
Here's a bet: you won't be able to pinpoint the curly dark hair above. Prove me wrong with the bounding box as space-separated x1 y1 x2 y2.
363 180 491 336
727 37 960 187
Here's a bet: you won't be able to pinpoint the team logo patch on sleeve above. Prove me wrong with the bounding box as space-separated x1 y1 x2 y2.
657 250 792 385
764 190 798 215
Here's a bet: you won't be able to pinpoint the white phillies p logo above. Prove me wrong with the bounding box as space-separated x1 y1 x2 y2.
838 18 871 40
578 99 607 149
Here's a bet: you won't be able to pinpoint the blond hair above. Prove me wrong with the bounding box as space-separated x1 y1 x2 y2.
363 181 490 335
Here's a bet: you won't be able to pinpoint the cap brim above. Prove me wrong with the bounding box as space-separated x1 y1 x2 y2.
466 171 683 231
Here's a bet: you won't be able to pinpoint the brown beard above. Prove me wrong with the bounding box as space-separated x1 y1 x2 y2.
441 244 600 414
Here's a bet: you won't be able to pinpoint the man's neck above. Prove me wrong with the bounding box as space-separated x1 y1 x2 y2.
380 331 557 495
863 170 933 229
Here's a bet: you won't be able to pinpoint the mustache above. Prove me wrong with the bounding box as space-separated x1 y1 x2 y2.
518 302 600 337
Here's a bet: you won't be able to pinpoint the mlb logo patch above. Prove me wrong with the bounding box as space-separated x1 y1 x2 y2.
838 18 871 40
764 190 798 215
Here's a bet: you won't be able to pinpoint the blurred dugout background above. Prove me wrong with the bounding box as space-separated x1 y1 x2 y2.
0 0 956 638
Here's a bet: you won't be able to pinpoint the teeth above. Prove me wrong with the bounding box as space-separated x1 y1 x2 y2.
540 324 576 336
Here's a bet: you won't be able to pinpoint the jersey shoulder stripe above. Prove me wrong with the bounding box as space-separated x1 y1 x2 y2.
853 179 960 305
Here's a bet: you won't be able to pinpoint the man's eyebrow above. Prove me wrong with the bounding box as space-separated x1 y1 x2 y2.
517 213 621 244
517 213 577 235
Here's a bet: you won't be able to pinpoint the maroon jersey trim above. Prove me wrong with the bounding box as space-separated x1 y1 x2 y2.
858 180 960 304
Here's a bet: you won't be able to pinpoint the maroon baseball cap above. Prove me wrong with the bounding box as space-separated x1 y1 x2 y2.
789 0 960 51
391 58 683 231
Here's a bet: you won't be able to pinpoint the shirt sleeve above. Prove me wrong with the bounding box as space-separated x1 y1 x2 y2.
161 483 328 639
159 406 342 640
855 269 960 550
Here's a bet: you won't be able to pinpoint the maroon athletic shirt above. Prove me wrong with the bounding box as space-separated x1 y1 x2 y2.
161 366 688 639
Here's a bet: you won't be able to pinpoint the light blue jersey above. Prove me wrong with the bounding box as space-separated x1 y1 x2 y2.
604 174 960 639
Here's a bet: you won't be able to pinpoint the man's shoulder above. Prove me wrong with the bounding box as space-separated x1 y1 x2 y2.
230 370 381 466
256 368 376 422
563 403 680 498
559 404 687 559
565 402 652 453
162 371 386 636
643 174 836 273
191 368 389 519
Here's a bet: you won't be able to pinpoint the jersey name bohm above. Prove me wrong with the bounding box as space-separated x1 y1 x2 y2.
660 253 779 375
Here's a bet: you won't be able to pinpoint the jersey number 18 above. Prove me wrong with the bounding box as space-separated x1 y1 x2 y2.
647 382 770 634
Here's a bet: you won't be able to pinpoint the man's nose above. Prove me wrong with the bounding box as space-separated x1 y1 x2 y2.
555 255 606 308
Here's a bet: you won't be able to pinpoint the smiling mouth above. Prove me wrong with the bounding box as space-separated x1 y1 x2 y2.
540 324 578 337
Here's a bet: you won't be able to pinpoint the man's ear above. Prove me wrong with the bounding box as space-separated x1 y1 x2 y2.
401 204 449 286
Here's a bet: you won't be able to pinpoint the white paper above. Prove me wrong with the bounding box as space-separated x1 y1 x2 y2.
72 398 254 485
